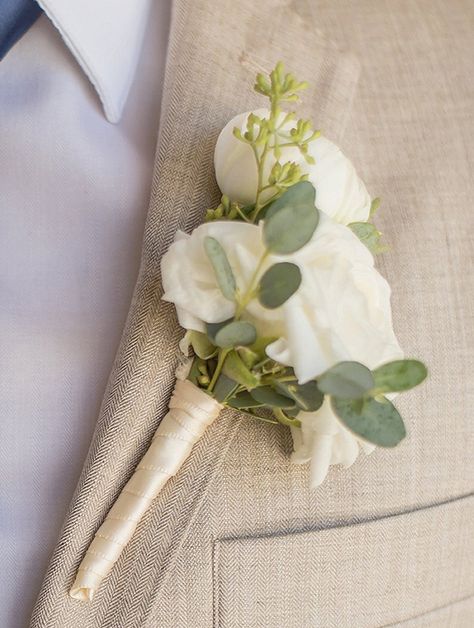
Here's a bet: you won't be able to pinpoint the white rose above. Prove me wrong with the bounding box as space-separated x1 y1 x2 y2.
162 214 403 488
214 108 371 225
290 399 377 489
161 212 402 383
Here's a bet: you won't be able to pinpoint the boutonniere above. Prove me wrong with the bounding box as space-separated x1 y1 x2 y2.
70 62 427 601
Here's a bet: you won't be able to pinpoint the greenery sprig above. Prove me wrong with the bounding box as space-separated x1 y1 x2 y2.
188 62 427 448
206 62 386 256
206 61 319 224
349 198 387 255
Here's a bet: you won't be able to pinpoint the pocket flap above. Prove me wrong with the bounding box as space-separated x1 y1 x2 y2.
214 494 474 627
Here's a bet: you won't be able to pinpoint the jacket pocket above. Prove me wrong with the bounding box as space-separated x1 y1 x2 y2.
213 494 474 628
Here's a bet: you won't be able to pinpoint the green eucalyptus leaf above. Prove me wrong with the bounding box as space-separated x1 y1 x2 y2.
332 396 406 448
265 180 315 219
222 351 259 390
263 181 319 254
349 222 386 255
189 331 217 359
226 391 266 409
213 373 238 403
276 379 324 412
283 405 301 418
206 318 232 339
373 359 427 392
318 361 374 400
238 346 260 369
250 386 297 409
248 336 278 361
369 197 381 218
207 319 257 348
258 262 302 309
203 236 237 301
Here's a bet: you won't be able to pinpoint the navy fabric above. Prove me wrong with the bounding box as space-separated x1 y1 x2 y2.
0 0 43 60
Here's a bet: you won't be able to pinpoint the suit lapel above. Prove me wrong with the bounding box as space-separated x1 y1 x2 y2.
32 1 360 626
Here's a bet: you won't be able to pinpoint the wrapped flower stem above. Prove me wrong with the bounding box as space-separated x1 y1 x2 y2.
70 379 222 600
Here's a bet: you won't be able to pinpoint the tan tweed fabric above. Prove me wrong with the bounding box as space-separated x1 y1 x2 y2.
213 495 474 627
31 0 474 626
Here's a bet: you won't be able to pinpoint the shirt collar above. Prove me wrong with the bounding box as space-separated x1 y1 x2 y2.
37 0 152 123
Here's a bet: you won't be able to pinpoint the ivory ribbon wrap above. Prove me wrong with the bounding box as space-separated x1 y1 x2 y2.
70 379 222 601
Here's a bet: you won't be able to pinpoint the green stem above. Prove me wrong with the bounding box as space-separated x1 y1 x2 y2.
259 183 277 194
250 99 281 222
234 205 252 223
253 357 272 371
252 144 270 219
207 348 231 393
235 251 269 318
260 375 295 386
207 223 269 397
268 141 299 149
222 383 241 404
273 408 301 428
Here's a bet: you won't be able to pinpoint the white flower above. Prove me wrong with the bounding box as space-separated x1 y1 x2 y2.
290 399 377 489
214 109 371 225
161 214 403 488
161 213 402 383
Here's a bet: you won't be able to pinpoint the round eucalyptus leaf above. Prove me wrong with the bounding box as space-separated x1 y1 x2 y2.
373 359 427 392
258 262 302 309
190 331 217 359
317 361 374 399
263 182 319 254
265 180 316 220
207 318 232 342
207 320 257 348
226 391 265 409
283 405 301 418
222 350 259 390
349 222 384 254
204 236 237 301
213 373 238 403
332 396 406 448
250 386 297 409
276 379 324 412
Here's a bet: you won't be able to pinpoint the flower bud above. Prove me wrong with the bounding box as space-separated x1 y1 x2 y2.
214 109 372 225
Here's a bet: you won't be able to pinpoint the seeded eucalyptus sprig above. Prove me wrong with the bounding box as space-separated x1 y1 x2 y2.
205 195 253 223
243 64 321 221
207 61 320 223
206 61 319 225
207 61 389 257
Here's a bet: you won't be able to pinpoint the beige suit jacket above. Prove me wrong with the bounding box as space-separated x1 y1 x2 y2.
31 0 474 626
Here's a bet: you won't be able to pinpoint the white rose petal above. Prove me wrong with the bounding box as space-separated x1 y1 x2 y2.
291 398 376 489
214 109 371 224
